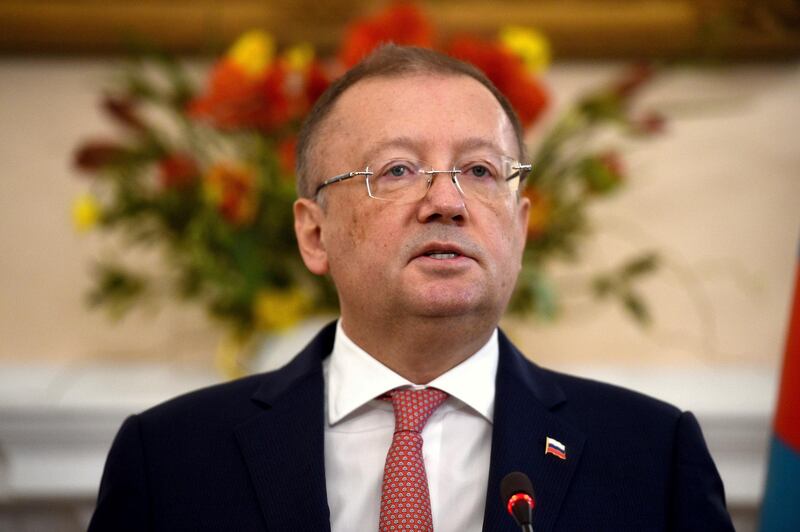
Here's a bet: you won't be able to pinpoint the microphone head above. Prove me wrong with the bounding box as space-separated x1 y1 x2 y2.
500 471 535 526
500 471 535 503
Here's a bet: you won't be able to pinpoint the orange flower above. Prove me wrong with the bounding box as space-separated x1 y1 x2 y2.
188 60 267 129
158 153 198 189
522 187 551 238
447 37 548 128
203 162 259 225
339 3 434 67
189 56 330 132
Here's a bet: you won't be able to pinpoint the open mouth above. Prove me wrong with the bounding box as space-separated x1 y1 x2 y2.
424 251 460 260
411 241 475 265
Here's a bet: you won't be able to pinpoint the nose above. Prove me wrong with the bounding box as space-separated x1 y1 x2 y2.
416 171 468 224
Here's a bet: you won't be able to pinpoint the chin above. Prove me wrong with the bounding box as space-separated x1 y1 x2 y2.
405 288 492 318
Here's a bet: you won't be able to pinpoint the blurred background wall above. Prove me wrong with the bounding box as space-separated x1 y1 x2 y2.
0 1 799 530
1 59 798 368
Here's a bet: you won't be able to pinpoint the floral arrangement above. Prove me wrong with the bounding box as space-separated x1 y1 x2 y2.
73 3 663 373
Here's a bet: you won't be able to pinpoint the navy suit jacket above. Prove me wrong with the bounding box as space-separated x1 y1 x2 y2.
89 322 734 531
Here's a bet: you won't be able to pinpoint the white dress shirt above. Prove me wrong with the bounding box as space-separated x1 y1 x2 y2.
323 320 498 532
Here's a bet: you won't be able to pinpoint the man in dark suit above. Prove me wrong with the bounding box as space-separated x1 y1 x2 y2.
89 45 734 531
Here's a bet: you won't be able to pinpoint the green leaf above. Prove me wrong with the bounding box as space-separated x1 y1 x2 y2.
621 253 659 279
621 291 651 325
87 263 148 319
592 276 615 297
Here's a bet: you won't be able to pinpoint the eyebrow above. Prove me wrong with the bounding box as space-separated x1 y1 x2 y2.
361 136 507 163
453 137 505 155
361 136 422 163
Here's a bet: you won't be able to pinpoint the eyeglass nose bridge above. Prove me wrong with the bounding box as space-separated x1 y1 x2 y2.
422 168 466 197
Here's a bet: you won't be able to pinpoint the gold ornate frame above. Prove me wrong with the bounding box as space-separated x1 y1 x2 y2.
1 0 798 59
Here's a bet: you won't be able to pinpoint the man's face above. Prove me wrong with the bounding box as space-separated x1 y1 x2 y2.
295 73 530 328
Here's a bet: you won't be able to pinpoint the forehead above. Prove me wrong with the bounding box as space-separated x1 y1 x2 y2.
317 74 518 169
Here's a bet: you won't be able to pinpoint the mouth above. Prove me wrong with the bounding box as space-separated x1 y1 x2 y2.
412 242 474 263
425 251 460 260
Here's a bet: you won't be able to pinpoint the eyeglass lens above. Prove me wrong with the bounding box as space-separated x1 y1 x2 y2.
366 158 525 203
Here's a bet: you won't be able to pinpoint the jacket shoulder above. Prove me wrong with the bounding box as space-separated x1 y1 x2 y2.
552 368 680 413
137 371 268 429
537 366 684 434
132 322 334 435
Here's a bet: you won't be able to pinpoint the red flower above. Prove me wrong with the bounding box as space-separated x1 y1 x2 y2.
257 63 293 130
447 37 548 128
599 152 625 176
277 136 298 178
188 60 271 130
73 141 128 172
339 3 434 67
158 153 198 189
304 61 331 109
632 111 666 135
189 58 331 132
611 62 655 100
102 95 147 132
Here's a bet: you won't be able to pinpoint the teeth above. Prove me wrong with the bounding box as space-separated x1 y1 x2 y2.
428 252 458 259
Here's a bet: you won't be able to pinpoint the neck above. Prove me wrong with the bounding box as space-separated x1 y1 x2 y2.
339 315 496 384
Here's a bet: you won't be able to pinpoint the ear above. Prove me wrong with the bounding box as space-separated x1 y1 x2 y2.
293 198 329 275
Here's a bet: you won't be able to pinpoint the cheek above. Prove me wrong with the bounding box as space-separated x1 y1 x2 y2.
483 206 525 275
348 203 407 252
338 204 401 279
484 203 518 246
347 207 365 245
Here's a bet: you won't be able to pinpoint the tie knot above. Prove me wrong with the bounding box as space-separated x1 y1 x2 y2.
383 387 448 433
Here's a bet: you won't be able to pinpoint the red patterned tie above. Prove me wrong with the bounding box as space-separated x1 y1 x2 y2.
379 387 449 532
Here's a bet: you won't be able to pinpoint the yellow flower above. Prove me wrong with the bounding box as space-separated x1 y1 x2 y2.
71 193 101 232
215 332 248 379
227 30 275 77
253 288 309 331
283 42 315 71
500 26 551 73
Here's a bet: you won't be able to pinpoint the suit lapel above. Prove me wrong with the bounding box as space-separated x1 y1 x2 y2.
231 323 584 531
234 323 336 531
483 332 586 532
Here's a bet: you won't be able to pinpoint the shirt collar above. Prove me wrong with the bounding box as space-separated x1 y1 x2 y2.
326 320 497 426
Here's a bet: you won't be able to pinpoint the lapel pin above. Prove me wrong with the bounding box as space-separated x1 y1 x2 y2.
545 436 567 460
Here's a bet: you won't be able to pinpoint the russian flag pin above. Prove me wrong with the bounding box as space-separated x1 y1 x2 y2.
545 436 567 460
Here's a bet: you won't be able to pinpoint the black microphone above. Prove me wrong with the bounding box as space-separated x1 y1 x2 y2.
500 471 536 532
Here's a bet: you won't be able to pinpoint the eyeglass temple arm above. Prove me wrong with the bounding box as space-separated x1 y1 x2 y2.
314 170 373 196
506 163 533 182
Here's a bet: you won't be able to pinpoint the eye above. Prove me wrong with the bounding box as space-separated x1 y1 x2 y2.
379 161 417 179
388 164 408 177
464 164 494 179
